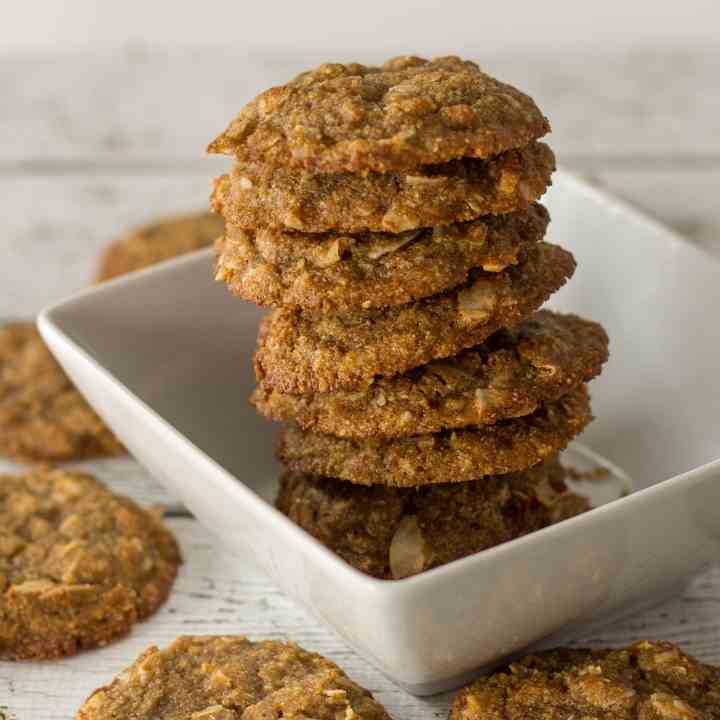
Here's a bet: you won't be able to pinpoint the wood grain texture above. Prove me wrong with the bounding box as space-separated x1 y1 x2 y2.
0 47 718 168
0 47 719 720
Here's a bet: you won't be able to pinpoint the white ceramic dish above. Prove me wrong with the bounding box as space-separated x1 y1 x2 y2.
39 171 720 695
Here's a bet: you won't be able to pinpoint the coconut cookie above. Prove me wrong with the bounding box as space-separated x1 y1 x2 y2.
279 387 592 487
208 55 550 173
255 242 575 394
216 203 549 313
77 635 392 720
451 640 720 720
277 458 588 579
253 311 608 438
0 469 180 659
0 323 125 462
212 142 554 234
96 211 224 282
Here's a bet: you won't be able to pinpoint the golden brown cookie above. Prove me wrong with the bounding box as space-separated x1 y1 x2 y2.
0 323 125 462
0 469 180 660
451 640 720 720
216 204 549 313
212 142 554 234
208 55 550 173
278 458 588 579
279 387 592 487
77 635 392 720
255 242 575 394
253 311 608 438
96 211 223 282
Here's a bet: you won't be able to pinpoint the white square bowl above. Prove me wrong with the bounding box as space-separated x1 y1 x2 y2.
39 171 720 695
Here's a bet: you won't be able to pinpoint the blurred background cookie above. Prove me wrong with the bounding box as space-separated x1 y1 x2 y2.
96 211 224 282
0 322 125 462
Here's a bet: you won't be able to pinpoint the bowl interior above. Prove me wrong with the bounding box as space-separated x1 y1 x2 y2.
43 171 720 503
543 175 720 488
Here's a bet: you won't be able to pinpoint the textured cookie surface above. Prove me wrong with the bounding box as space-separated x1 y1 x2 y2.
0 323 125 462
254 310 607 437
0 469 180 659
212 142 554 233
208 55 550 172
255 242 575 393
96 211 224 281
77 635 392 720
277 459 588 579
451 640 720 720
279 387 592 486
217 204 549 313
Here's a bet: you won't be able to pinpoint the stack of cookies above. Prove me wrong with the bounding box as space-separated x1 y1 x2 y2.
209 56 609 579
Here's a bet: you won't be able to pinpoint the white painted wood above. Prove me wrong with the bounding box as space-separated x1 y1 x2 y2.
1 48 719 167
0 174 214 317
1 47 720 720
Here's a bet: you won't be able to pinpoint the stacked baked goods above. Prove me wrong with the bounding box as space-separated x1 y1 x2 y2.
208 56 609 579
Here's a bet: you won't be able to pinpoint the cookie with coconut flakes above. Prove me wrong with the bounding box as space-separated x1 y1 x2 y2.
212 142 554 234
0 469 180 659
216 204 549 313
277 458 588 579
255 242 575 394
253 310 607 438
77 635 392 720
279 387 592 487
208 55 550 173
451 641 720 720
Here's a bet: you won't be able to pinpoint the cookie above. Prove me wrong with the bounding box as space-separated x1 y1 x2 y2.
0 469 180 660
208 55 550 173
279 387 592 487
451 640 720 720
0 323 125 462
255 242 575 394
212 142 554 234
96 211 224 282
278 458 588 579
253 311 607 438
77 635 392 720
217 204 549 313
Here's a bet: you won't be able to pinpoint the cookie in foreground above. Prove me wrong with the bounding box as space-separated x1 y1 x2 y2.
0 323 125 462
451 640 720 720
279 386 593 486
0 469 180 660
76 635 392 720
277 457 588 579
254 310 608 438
96 210 224 282
208 55 549 173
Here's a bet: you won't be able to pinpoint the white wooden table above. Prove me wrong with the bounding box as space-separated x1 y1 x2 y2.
1 47 719 719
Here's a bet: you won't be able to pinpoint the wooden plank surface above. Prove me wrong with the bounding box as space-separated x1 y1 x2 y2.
0 47 719 720
1 47 719 167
